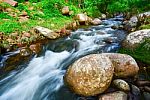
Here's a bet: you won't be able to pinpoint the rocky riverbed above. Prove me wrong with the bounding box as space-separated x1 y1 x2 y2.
0 15 150 100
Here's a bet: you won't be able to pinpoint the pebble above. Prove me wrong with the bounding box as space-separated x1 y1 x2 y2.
113 79 130 92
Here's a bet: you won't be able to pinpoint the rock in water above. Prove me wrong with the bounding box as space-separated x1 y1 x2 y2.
113 79 130 92
99 91 127 100
64 54 114 96
91 18 102 25
101 53 139 77
123 29 150 49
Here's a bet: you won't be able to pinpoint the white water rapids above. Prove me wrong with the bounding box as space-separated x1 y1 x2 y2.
0 16 126 100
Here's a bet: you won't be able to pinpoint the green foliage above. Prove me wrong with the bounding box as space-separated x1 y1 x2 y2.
0 12 14 19
0 21 22 34
82 0 150 14
17 3 27 11
139 24 150 30
107 1 129 13
119 39 150 65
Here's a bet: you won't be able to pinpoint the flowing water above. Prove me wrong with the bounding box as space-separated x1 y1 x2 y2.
0 16 127 100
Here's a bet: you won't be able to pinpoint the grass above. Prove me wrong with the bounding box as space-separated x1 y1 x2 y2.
0 1 73 35
139 24 150 30
0 17 72 34
119 39 150 65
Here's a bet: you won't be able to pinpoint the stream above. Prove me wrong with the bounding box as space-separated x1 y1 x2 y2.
0 16 127 100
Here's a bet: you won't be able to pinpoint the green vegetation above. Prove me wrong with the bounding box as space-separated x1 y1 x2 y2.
119 39 150 65
139 24 150 30
0 0 149 34
0 1 73 34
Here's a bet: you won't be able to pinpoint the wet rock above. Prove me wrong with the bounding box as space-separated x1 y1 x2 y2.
3 0 18 6
113 79 130 92
62 6 69 15
104 37 114 44
96 31 107 35
143 92 150 100
29 43 41 54
136 80 150 86
101 14 107 19
64 54 114 96
144 86 150 92
101 53 139 77
20 48 31 56
118 25 124 30
131 85 141 95
122 20 128 25
129 16 138 26
130 85 141 100
34 26 60 39
124 16 138 32
91 18 102 25
99 91 127 100
123 29 150 49
111 26 118 29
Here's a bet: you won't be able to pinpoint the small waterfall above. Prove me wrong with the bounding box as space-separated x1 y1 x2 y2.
0 16 126 100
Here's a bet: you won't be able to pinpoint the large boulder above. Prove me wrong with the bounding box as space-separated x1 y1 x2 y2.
34 26 60 39
99 91 127 100
101 53 139 77
123 29 150 49
64 54 114 96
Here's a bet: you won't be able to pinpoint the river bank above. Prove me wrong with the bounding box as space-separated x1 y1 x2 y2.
1 1 149 55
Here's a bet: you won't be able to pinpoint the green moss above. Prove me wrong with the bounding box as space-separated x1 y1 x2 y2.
139 24 150 30
119 39 150 65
